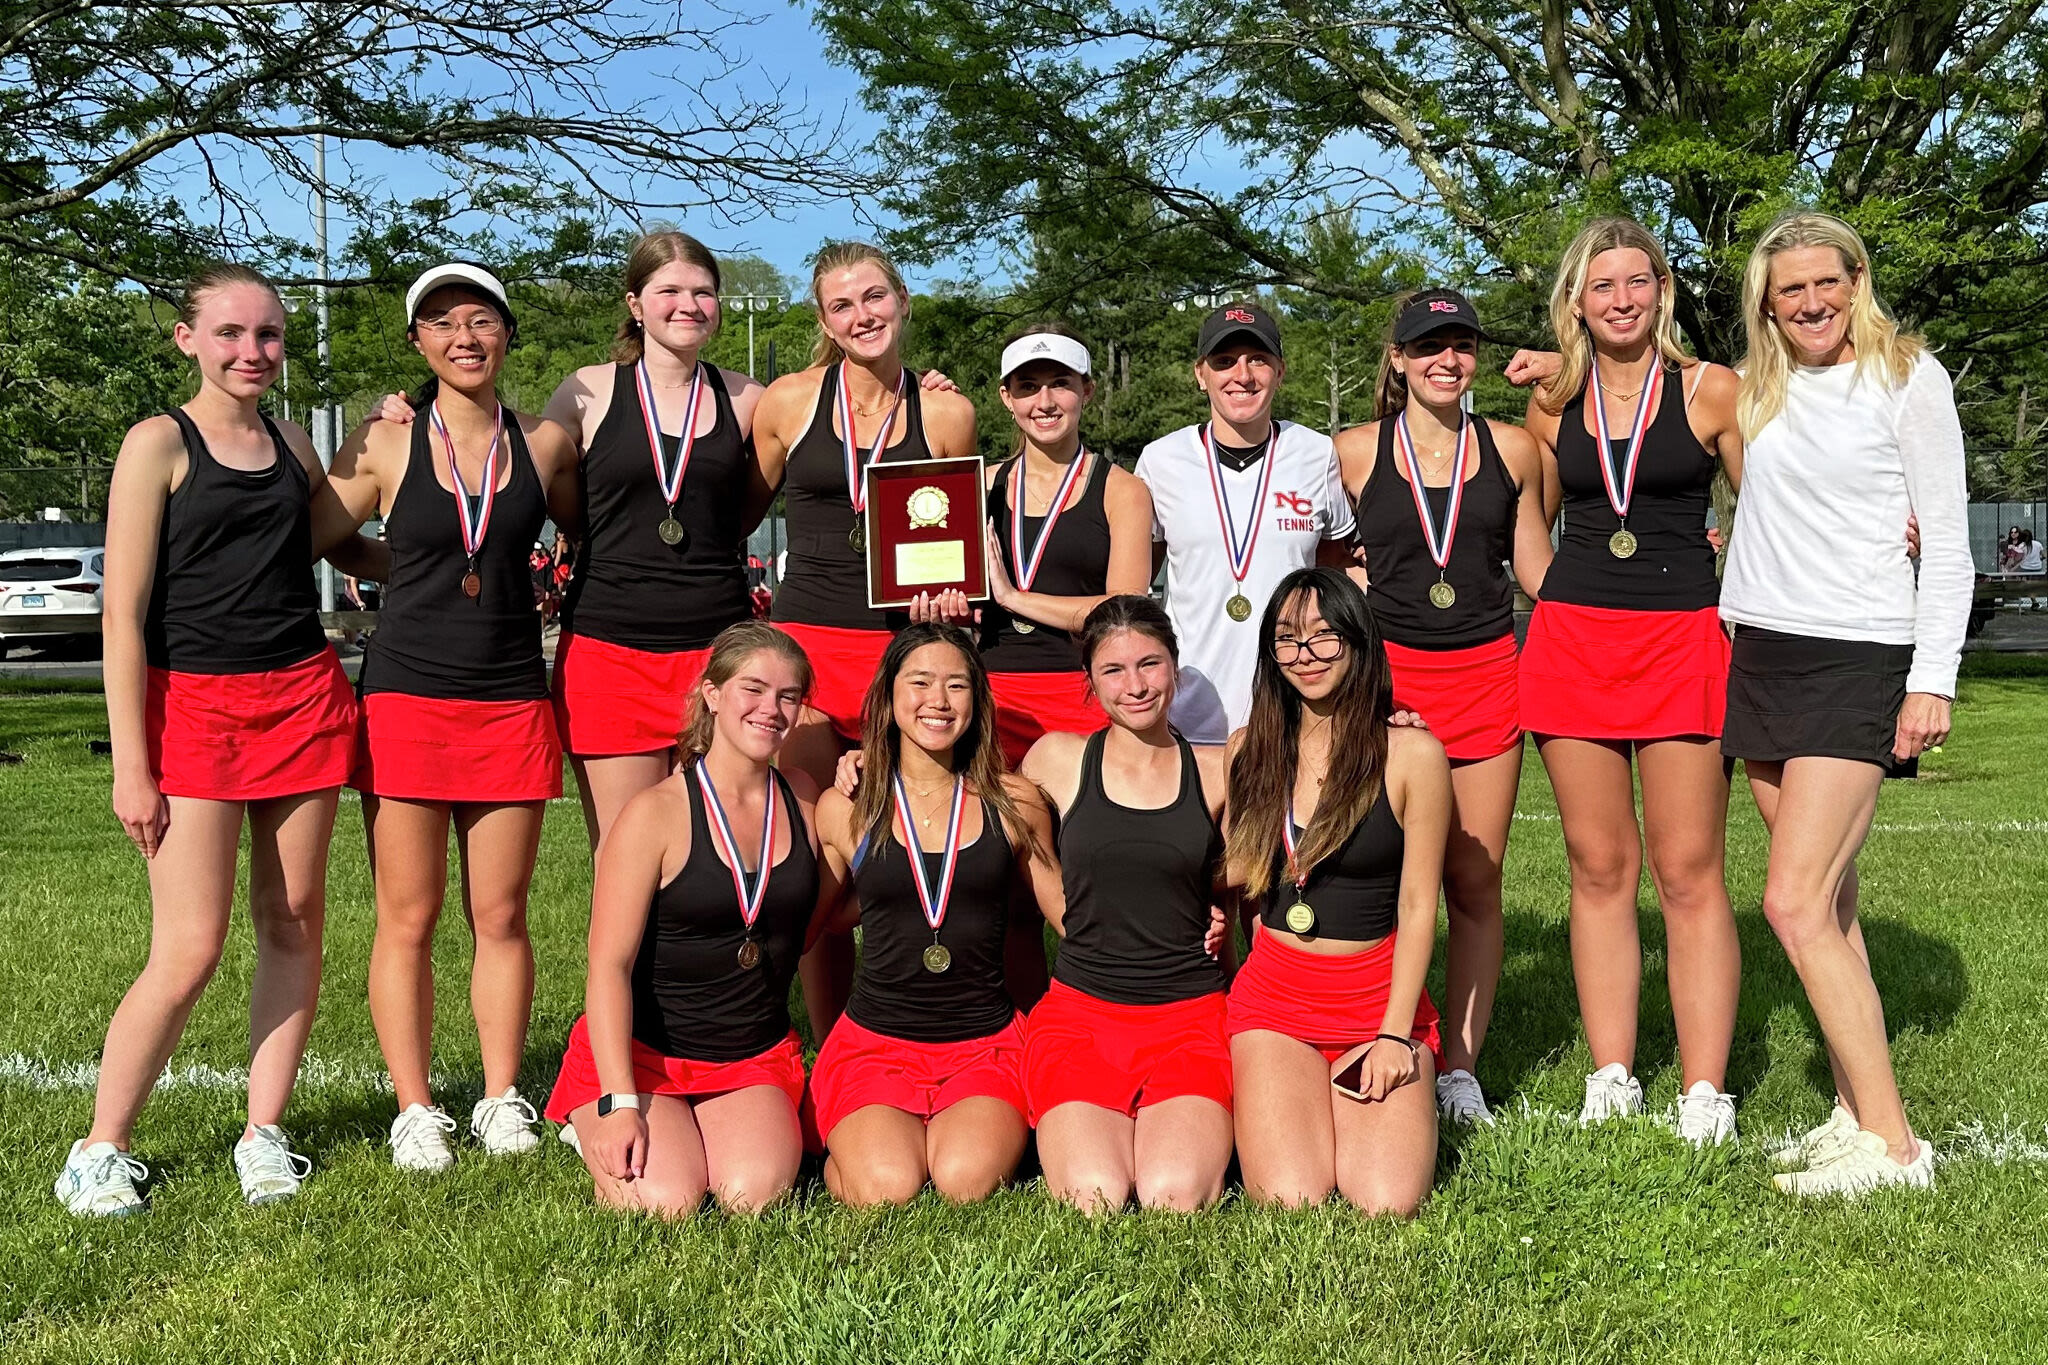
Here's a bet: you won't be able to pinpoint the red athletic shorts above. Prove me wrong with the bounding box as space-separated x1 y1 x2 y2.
145 648 357 801
1227 924 1443 1066
771 622 887 741
542 1015 806 1122
1518 602 1730 741
808 1013 1028 1142
1023 980 1231 1124
1384 633 1521 763
352 692 563 802
551 631 711 757
987 670 1108 767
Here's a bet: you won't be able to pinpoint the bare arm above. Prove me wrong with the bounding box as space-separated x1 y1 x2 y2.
1002 774 1066 936
1494 421 1555 600
920 388 981 460
988 463 1155 633
101 416 183 857
582 788 673 1181
807 789 862 946
1522 395 1564 527
1348 731 1451 1101
1018 730 1087 818
524 413 585 539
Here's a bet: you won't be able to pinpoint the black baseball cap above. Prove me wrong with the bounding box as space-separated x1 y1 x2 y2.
1197 303 1283 360
1391 288 1490 344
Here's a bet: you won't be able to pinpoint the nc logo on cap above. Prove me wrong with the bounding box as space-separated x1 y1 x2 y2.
1224 308 1255 323
1428 300 1459 313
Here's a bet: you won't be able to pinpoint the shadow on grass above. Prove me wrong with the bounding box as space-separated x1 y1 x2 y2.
1477 904 1969 1107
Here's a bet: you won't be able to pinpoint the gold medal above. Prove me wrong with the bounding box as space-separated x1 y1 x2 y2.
906 485 950 529
1285 901 1316 934
1226 594 1253 622
736 940 761 970
848 521 866 554
922 943 952 974
1429 580 1456 610
1012 619 1035 634
460 571 482 599
1609 528 1638 559
657 516 686 547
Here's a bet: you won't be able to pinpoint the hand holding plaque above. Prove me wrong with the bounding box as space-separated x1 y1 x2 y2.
861 457 991 609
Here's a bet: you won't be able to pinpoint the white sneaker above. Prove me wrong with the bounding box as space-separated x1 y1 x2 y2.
1674 1080 1738 1147
233 1124 313 1205
1772 1129 1934 1198
389 1103 458 1172
470 1087 541 1157
1771 1103 1859 1171
54 1139 149 1217
1578 1063 1644 1124
1435 1068 1495 1126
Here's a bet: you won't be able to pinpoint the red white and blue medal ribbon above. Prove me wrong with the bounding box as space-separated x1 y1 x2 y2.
1394 411 1469 570
840 364 907 517
1007 449 1090 590
1587 357 1662 522
1202 423 1277 592
892 772 966 935
637 358 705 511
695 762 776 934
431 400 504 562
1281 799 1306 894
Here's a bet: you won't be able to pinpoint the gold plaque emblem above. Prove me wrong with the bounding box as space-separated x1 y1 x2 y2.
906 485 950 529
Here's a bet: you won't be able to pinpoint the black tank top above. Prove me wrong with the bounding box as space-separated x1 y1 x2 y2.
630 765 818 1062
560 364 751 652
1263 786 1404 943
1354 416 1518 650
1542 366 1718 611
362 411 550 700
978 452 1112 673
145 410 327 673
770 363 933 631
844 797 1016 1043
1053 732 1225 1005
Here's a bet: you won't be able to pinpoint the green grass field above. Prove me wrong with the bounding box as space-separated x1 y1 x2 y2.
4 663 2048 1362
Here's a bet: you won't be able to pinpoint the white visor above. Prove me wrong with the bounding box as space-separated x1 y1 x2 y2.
1000 333 1091 381
406 263 511 322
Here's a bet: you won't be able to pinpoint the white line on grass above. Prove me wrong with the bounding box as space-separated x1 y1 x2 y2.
1510 812 2048 834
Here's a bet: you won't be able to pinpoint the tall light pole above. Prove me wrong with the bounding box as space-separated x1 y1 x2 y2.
313 133 336 611
723 294 784 378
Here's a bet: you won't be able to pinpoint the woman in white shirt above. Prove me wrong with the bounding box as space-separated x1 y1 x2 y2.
1720 210 1971 1196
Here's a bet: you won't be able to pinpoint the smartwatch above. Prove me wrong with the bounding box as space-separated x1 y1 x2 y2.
595 1093 641 1117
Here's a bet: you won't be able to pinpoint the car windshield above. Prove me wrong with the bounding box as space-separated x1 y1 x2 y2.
0 558 86 582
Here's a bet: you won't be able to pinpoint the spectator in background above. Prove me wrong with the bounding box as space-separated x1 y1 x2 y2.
2014 529 2045 577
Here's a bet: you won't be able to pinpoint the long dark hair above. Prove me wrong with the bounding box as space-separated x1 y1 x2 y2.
1223 568 1393 897
850 622 1043 861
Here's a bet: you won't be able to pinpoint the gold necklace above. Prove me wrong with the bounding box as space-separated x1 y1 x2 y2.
1598 382 1643 402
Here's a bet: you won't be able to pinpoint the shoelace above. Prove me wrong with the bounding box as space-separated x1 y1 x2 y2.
395 1107 457 1158
89 1149 149 1189
472 1093 538 1137
240 1133 313 1183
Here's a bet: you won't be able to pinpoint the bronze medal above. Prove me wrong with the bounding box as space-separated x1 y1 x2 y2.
460 570 482 599
1285 901 1317 935
1226 593 1253 622
657 516 686 547
1609 528 1638 559
1429 580 1456 610
922 943 952 974
737 940 762 971
848 521 866 554
1013 619 1035 634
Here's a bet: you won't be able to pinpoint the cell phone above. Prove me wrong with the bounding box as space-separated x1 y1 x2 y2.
1331 1050 1373 1100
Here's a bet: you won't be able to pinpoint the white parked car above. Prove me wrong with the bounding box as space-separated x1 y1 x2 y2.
0 546 105 644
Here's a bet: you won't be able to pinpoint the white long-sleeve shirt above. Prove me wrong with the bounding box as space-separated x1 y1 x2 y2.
1721 351 1972 696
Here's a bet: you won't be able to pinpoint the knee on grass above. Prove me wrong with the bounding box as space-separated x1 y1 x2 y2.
1135 1159 1222 1213
710 1157 800 1214
598 1171 709 1220
1046 1159 1133 1214
927 1147 1013 1204
1335 1171 1428 1220
829 1152 926 1208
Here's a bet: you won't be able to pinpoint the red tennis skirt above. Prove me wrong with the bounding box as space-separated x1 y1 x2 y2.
988 669 1108 766
808 1013 1028 1143
1023 980 1231 1124
1384 633 1521 762
551 632 711 757
145 649 357 801
1518 602 1729 741
352 691 563 802
1227 924 1443 1066
542 1015 806 1122
772 622 887 741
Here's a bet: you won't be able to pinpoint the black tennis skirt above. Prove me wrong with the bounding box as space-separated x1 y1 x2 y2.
1722 625 1917 777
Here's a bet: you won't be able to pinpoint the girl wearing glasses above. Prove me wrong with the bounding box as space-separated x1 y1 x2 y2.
1334 290 1551 1128
1224 567 1449 1216
324 263 583 1172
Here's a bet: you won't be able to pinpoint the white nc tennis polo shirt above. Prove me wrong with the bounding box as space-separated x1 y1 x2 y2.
1135 421 1355 743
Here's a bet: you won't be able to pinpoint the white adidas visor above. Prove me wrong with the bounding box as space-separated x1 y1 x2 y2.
1000 333 1091 382
406 262 513 323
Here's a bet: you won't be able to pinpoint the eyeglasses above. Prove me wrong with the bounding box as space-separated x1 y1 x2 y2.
1271 631 1346 664
417 315 504 339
